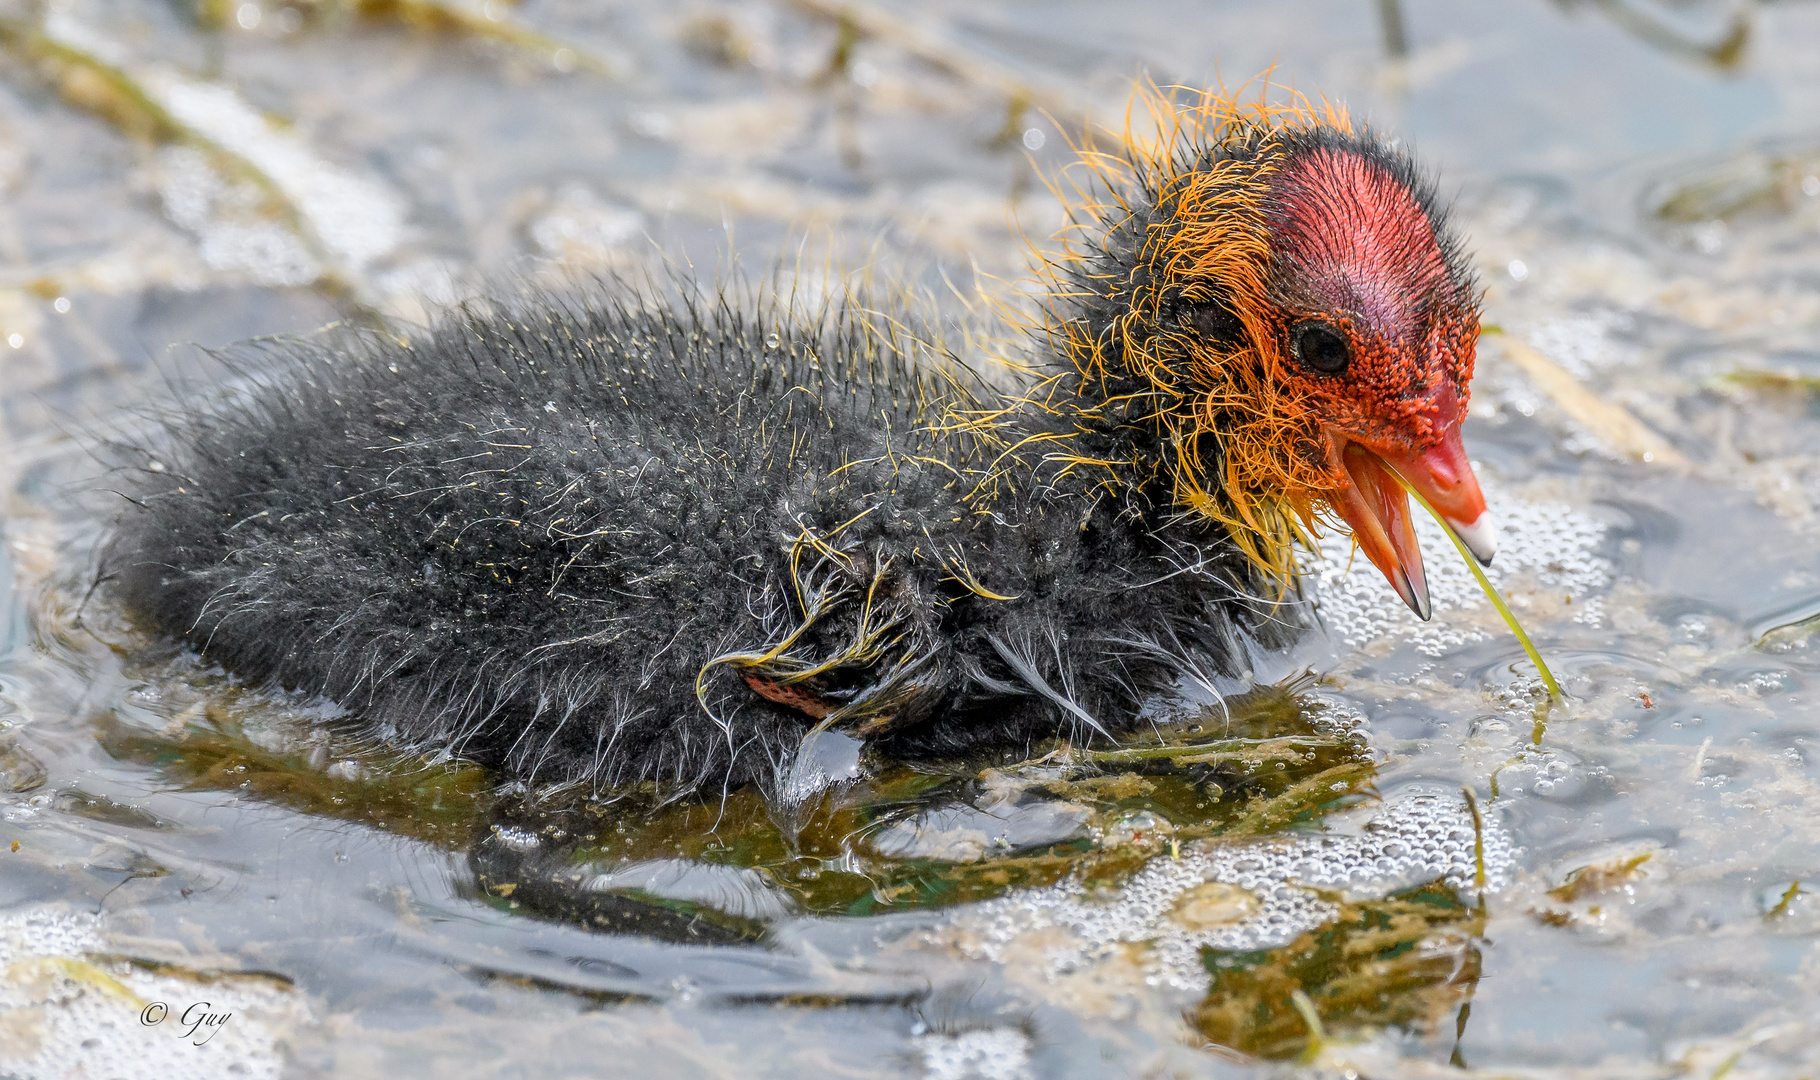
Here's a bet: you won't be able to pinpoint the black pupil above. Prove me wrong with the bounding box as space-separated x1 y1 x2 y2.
1294 323 1351 375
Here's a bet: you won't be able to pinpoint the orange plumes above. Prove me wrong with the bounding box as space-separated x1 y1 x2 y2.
1028 82 1480 590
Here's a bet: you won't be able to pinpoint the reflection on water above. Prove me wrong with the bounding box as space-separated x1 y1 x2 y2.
5 0 1820 1076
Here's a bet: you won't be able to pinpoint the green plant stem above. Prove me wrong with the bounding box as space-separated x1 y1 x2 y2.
1074 735 1341 765
1461 785 1487 893
1290 988 1326 1063
1766 879 1805 920
1389 473 1563 700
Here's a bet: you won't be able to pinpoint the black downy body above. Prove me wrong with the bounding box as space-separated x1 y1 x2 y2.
108 272 1299 796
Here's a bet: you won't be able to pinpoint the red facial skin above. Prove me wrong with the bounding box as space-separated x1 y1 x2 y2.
1042 90 1495 616
1265 146 1492 617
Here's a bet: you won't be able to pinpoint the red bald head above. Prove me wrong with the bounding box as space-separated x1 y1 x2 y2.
1254 136 1490 617
1270 147 1463 349
1259 140 1479 454
1041 94 1493 613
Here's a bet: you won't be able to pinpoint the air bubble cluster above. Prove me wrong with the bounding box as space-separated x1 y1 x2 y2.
1487 675 1554 715
528 183 646 264
155 82 402 269
917 1028 1035 1080
1305 696 1372 740
1308 491 1611 655
154 146 320 287
0 906 312 1080
947 791 1513 994
0 907 105 966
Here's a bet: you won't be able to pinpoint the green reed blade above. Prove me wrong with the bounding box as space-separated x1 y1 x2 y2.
1460 785 1487 893
1389 473 1563 700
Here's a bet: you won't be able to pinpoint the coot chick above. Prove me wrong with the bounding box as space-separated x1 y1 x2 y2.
109 91 1495 795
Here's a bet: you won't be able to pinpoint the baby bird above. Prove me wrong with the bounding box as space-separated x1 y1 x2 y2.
110 90 1493 796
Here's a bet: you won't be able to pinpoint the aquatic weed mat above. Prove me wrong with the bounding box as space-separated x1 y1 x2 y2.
48 603 1524 1062
98 671 1389 924
9 505 1512 1062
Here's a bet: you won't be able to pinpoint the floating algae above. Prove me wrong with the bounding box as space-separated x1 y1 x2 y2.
91 666 493 850
936 790 1510 1059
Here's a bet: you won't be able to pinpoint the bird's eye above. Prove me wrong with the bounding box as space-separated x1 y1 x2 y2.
1290 321 1351 376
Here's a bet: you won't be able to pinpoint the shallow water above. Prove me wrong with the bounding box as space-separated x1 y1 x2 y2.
4 1 1820 1076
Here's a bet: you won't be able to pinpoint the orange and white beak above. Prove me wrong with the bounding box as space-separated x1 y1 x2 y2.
1321 388 1495 621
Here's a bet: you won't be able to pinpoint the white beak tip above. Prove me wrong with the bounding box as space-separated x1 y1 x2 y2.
1451 513 1499 566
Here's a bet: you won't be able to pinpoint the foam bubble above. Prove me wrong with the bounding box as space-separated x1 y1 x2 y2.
1307 491 1611 655
945 792 1513 994
917 1028 1034 1080
529 183 646 263
147 78 404 270
1520 312 1638 380
150 147 321 286
0 906 314 1080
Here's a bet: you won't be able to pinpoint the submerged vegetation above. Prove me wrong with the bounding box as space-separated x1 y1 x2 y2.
95 671 1377 921
93 677 495 848
1193 885 1483 1061
86 662 1504 1054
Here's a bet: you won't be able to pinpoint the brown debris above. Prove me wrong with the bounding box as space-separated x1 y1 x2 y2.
1496 336 1690 468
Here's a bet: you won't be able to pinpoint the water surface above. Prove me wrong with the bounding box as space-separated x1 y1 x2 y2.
4 1 1820 1076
